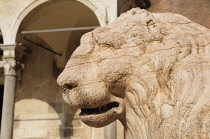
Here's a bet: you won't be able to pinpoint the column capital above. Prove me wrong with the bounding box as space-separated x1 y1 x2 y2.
0 61 23 76
3 61 16 76
0 43 22 61
0 43 24 76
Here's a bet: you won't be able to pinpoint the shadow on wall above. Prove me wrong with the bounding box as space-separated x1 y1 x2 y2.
0 35 3 44
0 30 3 131
13 35 78 138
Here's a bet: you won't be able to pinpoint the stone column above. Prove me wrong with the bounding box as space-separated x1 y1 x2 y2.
104 122 117 139
0 63 17 139
0 44 19 139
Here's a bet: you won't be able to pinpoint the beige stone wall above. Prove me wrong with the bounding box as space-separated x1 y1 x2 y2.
149 0 210 28
13 39 64 138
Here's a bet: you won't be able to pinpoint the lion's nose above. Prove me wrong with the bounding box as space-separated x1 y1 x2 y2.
57 69 78 89
61 82 78 92
57 70 79 92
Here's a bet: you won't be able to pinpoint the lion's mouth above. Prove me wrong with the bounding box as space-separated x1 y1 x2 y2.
79 102 119 116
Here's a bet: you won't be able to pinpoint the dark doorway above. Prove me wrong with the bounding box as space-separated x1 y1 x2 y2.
0 85 4 128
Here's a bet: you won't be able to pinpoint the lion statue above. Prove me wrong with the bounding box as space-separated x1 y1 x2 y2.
57 8 210 139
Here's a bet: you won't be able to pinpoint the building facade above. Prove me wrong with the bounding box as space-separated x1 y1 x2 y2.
0 0 209 139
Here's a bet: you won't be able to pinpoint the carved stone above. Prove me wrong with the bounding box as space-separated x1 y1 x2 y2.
58 8 210 139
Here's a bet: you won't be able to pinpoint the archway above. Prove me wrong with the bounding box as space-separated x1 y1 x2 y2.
13 1 102 138
17 0 100 68
10 0 105 44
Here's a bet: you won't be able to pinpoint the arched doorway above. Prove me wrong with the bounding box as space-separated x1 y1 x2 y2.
13 1 102 138
16 0 100 68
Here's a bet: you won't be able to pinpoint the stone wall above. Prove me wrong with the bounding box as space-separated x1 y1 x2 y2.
149 0 210 28
13 41 69 138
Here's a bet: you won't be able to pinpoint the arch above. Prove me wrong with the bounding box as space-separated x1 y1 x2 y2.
10 0 106 44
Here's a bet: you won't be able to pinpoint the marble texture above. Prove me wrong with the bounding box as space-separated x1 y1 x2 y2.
58 8 210 139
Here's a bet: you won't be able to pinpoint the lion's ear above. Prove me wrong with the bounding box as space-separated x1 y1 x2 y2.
80 32 93 44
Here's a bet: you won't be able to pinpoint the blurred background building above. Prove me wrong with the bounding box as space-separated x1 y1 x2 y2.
0 0 209 139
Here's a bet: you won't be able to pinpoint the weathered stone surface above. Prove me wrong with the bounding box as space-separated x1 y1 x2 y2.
58 8 210 139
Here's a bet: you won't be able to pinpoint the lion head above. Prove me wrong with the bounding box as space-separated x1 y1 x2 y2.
57 8 210 138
